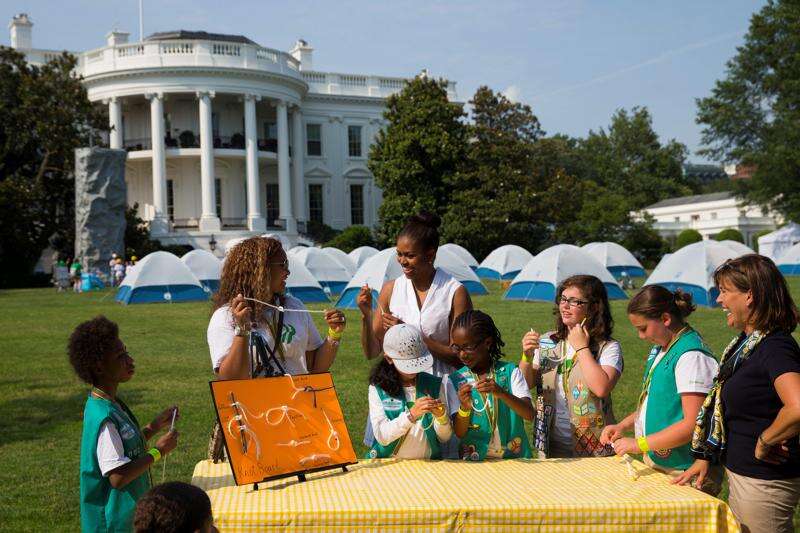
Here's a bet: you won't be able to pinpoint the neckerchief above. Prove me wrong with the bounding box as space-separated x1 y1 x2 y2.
691 330 768 461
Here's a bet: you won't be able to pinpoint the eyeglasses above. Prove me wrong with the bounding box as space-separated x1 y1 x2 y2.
269 259 289 270
450 338 486 354
558 296 589 308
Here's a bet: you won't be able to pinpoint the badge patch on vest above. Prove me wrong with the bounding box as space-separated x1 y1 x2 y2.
654 448 672 459
119 423 136 441
381 398 404 411
507 437 522 455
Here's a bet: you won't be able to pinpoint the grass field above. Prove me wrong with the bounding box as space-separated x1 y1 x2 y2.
2 280 799 531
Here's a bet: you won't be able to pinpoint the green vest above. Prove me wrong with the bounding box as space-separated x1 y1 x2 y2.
80 395 151 533
642 328 714 470
367 372 443 459
449 360 532 460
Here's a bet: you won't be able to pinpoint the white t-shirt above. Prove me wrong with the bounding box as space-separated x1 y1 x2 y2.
635 349 719 438
532 340 623 449
96 421 131 476
368 381 452 459
445 367 531 458
207 295 324 376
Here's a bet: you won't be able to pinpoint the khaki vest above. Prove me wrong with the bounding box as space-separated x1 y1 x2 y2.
534 333 616 458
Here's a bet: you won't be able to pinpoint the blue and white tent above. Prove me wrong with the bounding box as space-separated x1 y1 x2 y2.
476 245 534 280
439 243 479 271
435 248 487 295
348 246 380 269
776 243 800 275
505 244 626 302
322 247 357 276
718 240 755 257
643 241 739 306
581 242 646 278
336 248 401 309
181 249 221 293
292 247 352 296
116 251 207 304
285 254 329 303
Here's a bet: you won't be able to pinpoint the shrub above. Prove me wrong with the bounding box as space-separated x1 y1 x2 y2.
675 229 703 250
326 226 376 252
714 228 744 243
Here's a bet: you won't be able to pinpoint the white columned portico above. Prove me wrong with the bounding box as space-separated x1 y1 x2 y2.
276 100 296 234
244 94 266 232
291 106 306 228
107 97 123 149
145 93 169 235
197 91 221 232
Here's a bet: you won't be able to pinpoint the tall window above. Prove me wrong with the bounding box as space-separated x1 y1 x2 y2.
166 179 174 222
212 113 220 139
215 179 222 218
306 124 322 156
350 184 364 225
266 184 280 227
308 184 323 224
348 125 362 157
262 121 278 152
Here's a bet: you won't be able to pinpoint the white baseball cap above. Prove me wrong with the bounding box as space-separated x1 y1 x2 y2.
383 324 433 374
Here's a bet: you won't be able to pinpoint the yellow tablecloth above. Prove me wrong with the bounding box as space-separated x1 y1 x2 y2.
192 457 740 532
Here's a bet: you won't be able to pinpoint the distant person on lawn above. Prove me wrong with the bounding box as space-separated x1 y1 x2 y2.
70 316 179 532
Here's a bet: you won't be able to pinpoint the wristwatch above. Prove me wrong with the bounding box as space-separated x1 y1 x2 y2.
234 324 249 337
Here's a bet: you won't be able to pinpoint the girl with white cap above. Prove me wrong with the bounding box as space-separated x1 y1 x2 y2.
366 323 453 459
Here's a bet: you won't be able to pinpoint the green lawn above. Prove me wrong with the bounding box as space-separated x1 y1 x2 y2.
1 280 799 531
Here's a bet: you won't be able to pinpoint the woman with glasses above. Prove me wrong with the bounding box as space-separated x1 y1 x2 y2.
519 275 623 458
674 255 800 533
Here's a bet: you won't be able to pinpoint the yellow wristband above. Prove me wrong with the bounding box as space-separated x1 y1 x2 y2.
327 327 343 341
637 436 650 453
147 447 162 463
435 414 449 425
520 352 530 363
457 407 471 418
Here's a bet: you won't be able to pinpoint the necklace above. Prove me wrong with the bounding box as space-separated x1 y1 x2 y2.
468 367 497 431
91 387 117 404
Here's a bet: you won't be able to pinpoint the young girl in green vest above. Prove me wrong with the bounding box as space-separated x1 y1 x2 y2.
599 286 722 495
519 275 623 458
447 310 533 460
69 316 179 532
366 323 452 459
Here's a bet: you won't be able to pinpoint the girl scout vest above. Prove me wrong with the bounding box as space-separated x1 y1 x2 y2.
641 328 713 470
367 372 444 459
534 334 616 458
449 360 532 460
80 395 151 533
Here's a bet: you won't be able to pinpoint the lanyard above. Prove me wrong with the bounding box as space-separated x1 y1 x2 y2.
637 327 689 407
469 368 497 432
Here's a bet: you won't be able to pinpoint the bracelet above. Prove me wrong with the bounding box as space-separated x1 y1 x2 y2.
637 436 650 453
326 337 341 347
520 352 530 363
457 407 471 418
327 327 343 341
435 414 449 425
758 433 771 447
234 324 250 337
575 346 590 354
147 447 162 463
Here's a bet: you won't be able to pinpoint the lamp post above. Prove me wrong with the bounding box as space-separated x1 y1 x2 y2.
209 234 217 253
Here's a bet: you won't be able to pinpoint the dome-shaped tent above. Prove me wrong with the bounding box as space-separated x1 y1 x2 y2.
476 245 534 280
322 247 357 276
439 243 479 270
581 242 646 278
291 247 352 296
758 223 800 261
181 249 221 292
285 254 329 303
348 246 379 269
718 240 755 257
643 241 739 306
776 242 800 275
116 251 207 304
336 248 402 309
505 244 626 302
434 248 487 295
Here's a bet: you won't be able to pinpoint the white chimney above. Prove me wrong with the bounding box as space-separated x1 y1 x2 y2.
9 13 33 50
290 39 313 71
106 30 130 46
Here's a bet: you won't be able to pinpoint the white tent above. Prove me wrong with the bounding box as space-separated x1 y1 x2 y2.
439 243 479 270
336 248 401 309
285 254 329 302
775 242 800 275
758 223 800 261
718 240 755 256
434 248 487 295
262 232 293 252
291 247 352 296
181 249 221 292
116 251 207 304
505 244 626 302
476 245 534 280
643 241 739 307
348 246 379 269
322 247 357 276
581 242 645 277
288 245 308 256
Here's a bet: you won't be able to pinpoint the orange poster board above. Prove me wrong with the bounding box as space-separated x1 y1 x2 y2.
209 373 357 485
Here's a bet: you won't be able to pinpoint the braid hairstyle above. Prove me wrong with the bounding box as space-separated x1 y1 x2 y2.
368 358 404 399
451 309 505 363
213 236 285 326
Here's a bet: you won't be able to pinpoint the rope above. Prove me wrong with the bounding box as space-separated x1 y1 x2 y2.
243 296 328 314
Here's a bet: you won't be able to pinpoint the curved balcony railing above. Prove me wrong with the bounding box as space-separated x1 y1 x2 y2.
77 39 303 82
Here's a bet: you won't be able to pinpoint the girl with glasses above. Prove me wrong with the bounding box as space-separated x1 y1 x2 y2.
519 275 623 458
446 310 533 460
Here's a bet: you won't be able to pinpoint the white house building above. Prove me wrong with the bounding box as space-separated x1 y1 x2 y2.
8 13 457 252
636 191 781 248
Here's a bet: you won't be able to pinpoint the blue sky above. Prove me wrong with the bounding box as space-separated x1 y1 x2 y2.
4 1 764 163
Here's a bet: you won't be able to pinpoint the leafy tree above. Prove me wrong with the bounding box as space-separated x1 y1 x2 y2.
696 0 800 220
123 203 191 258
369 76 467 245
0 47 106 287
676 229 703 250
325 225 376 252
714 228 745 243
302 220 339 245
